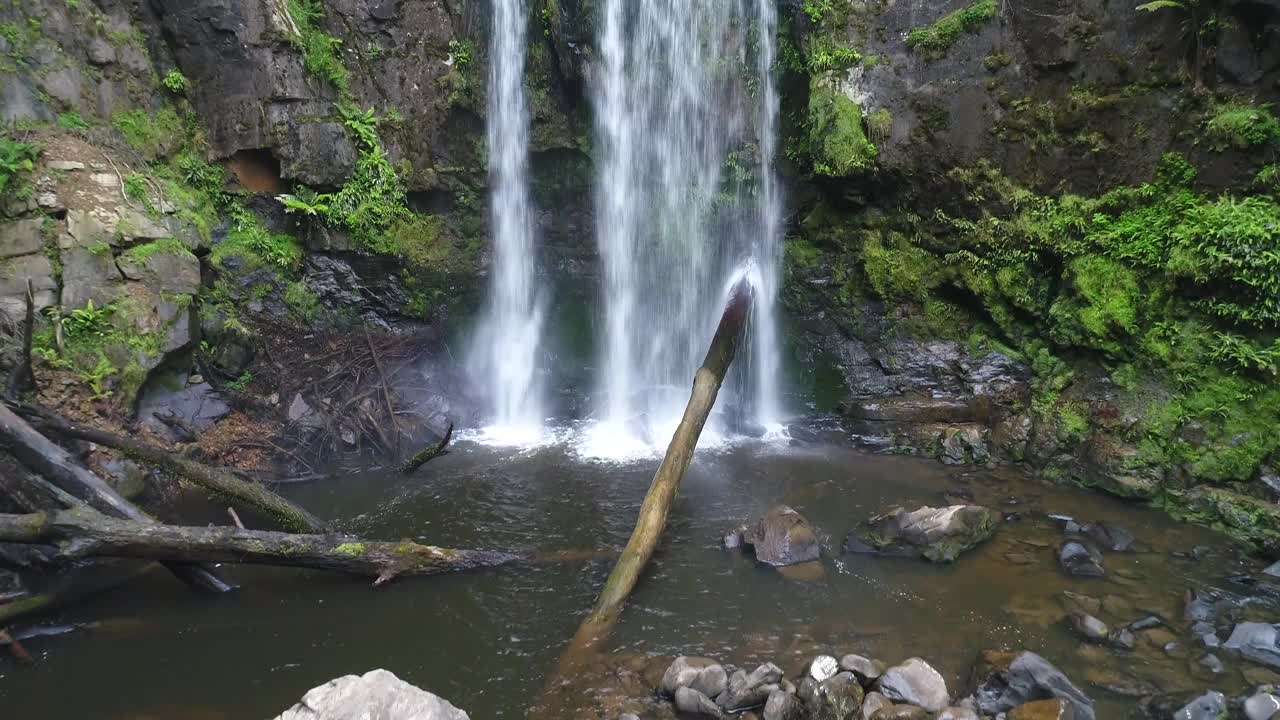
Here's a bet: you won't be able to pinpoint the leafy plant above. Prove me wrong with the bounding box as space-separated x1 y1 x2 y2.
226 371 254 392
162 69 190 94
277 186 333 216
287 0 350 96
1202 102 1280 150
57 111 90 131
447 39 473 71
124 173 149 201
78 354 116 400
1135 0 1211 89
907 0 997 56
62 299 115 340
0 135 38 196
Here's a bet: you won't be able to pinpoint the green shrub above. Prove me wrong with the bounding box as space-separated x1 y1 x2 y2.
804 80 876 176
0 135 38 196
906 0 997 55
212 205 302 270
162 70 190 94
112 108 184 158
287 0 350 96
1203 102 1280 150
124 173 148 201
284 280 321 321
57 111 90 131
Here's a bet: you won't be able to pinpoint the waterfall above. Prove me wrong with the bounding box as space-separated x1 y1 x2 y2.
469 0 547 443
586 0 785 456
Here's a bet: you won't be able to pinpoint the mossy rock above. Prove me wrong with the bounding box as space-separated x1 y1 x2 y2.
806 76 877 177
1162 487 1280 553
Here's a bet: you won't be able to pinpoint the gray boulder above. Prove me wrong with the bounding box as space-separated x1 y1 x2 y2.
675 687 723 718
808 655 840 683
972 650 1094 720
0 253 57 317
661 656 728 699
1226 623 1280 669
1173 691 1226 720
877 658 949 712
0 218 44 259
718 663 784 711
742 506 821 567
861 692 892 719
1245 692 1280 720
273 669 469 720
1067 611 1109 642
839 653 886 685
1057 541 1105 577
764 689 804 720
853 505 1000 563
809 671 864 719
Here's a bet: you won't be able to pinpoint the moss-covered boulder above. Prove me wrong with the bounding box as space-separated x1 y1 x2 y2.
1162 487 1280 553
806 76 877 177
850 504 1000 562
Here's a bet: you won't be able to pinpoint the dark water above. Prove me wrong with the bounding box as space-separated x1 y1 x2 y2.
1 429 1275 718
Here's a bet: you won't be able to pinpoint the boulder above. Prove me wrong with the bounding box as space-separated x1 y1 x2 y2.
1173 691 1226 720
0 253 57 317
742 506 822 567
116 244 201 295
1245 692 1280 720
1080 522 1135 552
972 651 1094 720
854 505 1000 562
808 655 840 683
1067 611 1109 642
808 671 864 720
662 657 728 699
718 663 784 711
272 669 468 720
1057 541 1104 577
1225 622 1280 669
60 246 125 311
861 692 892 719
675 687 723 718
839 654 886 685
764 689 803 720
877 658 949 712
137 379 230 442
0 218 45 259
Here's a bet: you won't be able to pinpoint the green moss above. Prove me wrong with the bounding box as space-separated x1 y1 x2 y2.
211 206 302 271
1203 101 1280 151
906 0 997 56
287 0 350 96
112 108 184 159
57 111 90 131
1161 487 1280 552
863 232 946 302
334 542 367 556
284 280 320 322
805 79 877 176
124 238 193 263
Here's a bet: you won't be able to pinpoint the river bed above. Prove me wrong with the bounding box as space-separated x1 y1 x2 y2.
1 424 1275 718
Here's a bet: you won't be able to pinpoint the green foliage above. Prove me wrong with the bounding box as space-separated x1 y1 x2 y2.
226 371 254 392
57 111 90 131
806 38 861 74
62 299 114 340
803 80 877 176
287 0 350 96
124 173 148 201
162 70 190 94
1202 101 1280 150
124 238 192 264
284 280 320 322
448 39 474 72
906 0 997 56
112 108 184 158
0 135 38 196
78 355 116 400
277 186 332 216
863 232 945 302
212 205 302 270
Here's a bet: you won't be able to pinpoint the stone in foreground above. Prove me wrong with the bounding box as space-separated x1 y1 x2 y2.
662 656 729 699
1225 622 1280 669
1174 691 1226 720
972 650 1094 720
274 669 469 720
877 657 949 712
853 505 1000 563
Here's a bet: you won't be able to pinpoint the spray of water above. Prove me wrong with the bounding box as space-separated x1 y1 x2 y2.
468 0 547 446
582 0 786 459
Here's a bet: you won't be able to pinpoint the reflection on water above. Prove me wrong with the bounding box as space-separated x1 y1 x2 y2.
0 429 1274 718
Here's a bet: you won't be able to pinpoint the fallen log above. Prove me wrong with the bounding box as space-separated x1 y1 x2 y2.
0 403 232 593
12 402 325 533
0 507 521 585
400 423 453 475
562 276 753 662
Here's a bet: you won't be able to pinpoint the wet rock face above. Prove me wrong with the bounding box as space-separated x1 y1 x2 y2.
850 505 1000 563
741 506 822 567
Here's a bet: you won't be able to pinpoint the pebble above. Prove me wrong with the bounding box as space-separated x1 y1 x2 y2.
1198 654 1224 674
808 655 839 683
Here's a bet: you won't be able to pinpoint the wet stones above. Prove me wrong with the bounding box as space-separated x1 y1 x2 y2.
810 671 864 720
272 669 469 720
876 658 949 713
1080 522 1135 552
1225 622 1280 669
662 656 728 699
839 654 885 685
764 689 803 720
719 663 785 711
807 655 840 683
972 650 1095 720
1067 611 1109 642
1057 540 1105 577
676 687 724 718
1245 691 1280 720
1008 698 1071 719
736 506 822 567
849 505 1000 563
1174 690 1226 720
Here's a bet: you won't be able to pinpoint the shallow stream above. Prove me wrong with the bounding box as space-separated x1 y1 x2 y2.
2 423 1276 718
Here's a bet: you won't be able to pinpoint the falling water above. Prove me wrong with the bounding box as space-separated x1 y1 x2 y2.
469 0 546 443
585 0 785 456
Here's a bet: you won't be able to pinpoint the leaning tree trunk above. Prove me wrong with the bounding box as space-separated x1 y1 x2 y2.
0 507 521 585
13 402 325 533
0 404 232 593
554 277 753 674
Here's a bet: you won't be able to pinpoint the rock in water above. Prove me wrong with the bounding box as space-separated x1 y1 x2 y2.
1225 622 1280 669
808 655 840 683
662 656 729 699
1174 691 1226 720
1008 699 1069 719
1245 692 1280 720
1067 611 1109 642
809 671 864 720
854 505 1000 562
273 669 469 720
718 663 784 711
1057 541 1105 577
861 692 893 718
877 658 949 712
1081 522 1135 552
742 506 822 566
675 687 724 718
763 689 802 720
936 707 980 720
839 653 886 684
972 650 1095 720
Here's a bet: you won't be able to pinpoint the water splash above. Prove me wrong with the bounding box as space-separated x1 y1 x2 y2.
468 0 547 445
587 0 787 454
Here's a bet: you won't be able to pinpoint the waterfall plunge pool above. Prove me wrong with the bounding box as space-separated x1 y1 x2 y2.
0 426 1272 718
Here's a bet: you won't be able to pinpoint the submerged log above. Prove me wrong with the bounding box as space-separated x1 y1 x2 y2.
0 507 521 585
400 423 453 475
0 404 233 593
13 402 325 533
564 277 754 661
